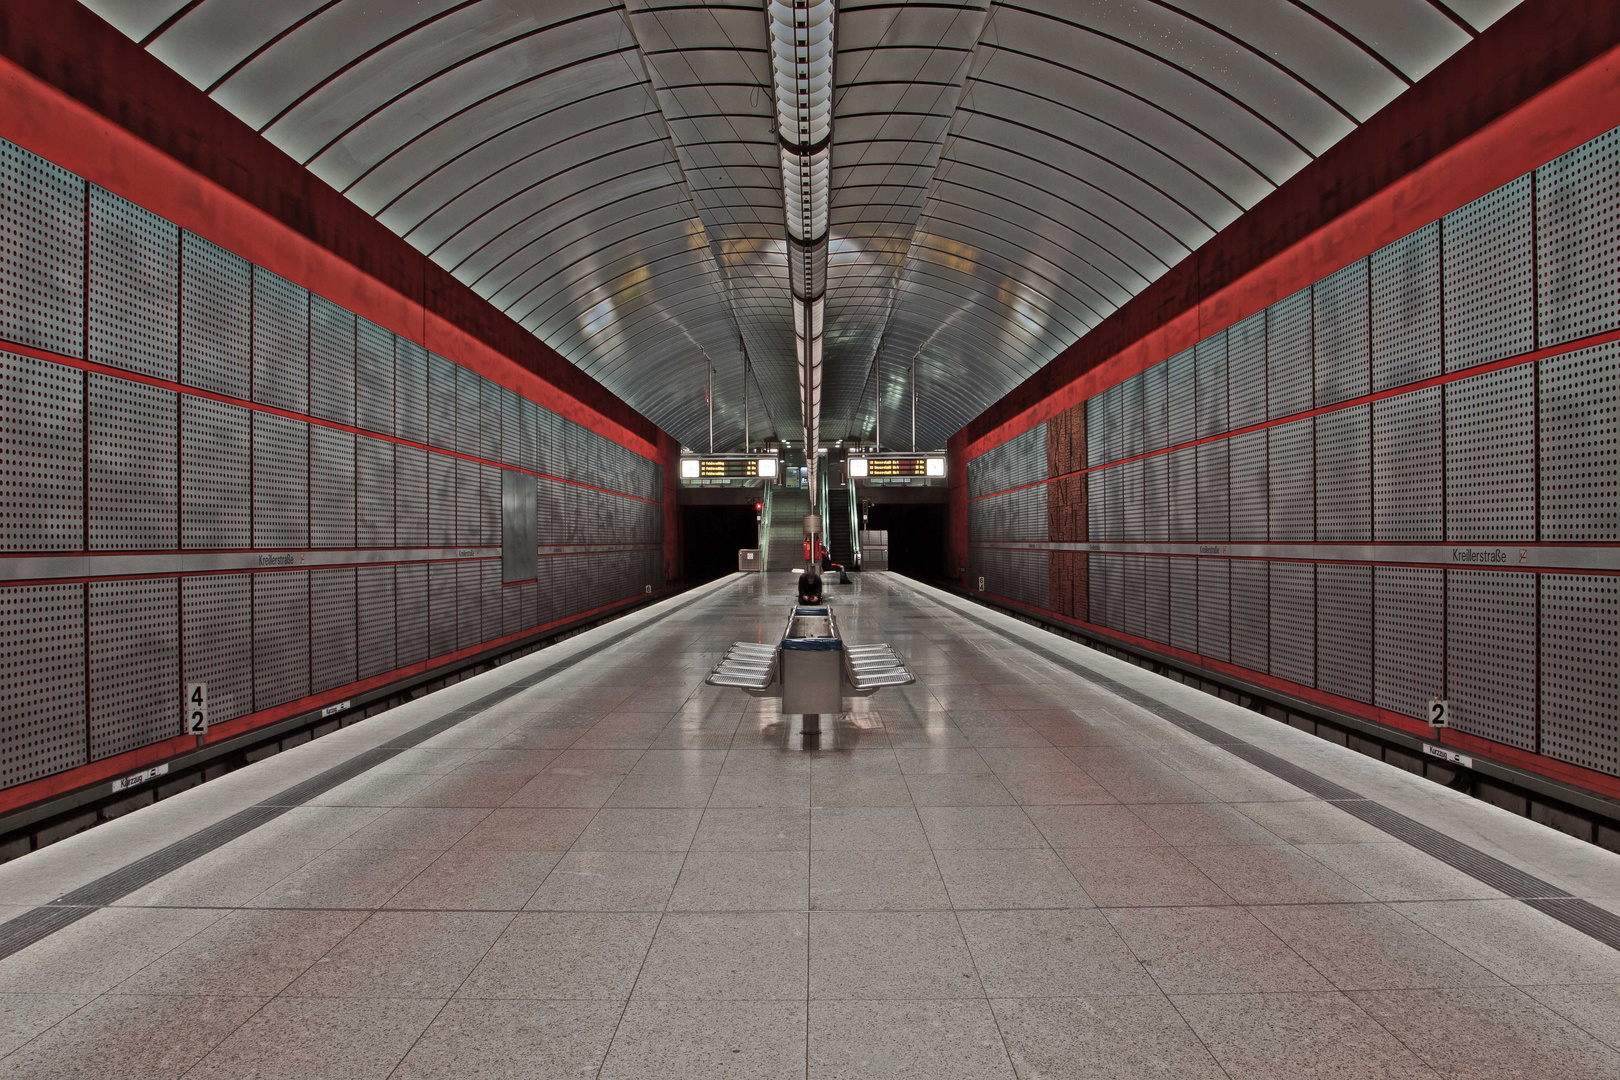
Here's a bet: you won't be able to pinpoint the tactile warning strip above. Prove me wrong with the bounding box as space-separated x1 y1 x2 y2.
0 586 702 961
926 585 1620 951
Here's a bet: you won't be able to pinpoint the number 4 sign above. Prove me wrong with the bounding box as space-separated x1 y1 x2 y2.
185 683 209 735
1427 699 1450 729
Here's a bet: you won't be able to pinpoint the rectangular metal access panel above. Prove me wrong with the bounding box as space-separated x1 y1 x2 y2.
502 470 538 584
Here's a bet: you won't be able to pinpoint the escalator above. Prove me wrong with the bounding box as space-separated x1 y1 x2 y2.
826 483 853 567
764 486 810 571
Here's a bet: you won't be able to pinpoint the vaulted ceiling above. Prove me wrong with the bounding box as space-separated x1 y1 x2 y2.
83 0 1518 451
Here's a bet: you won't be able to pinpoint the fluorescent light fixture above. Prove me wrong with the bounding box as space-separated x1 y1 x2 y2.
680 458 700 479
847 457 869 478
926 457 946 477
757 457 779 479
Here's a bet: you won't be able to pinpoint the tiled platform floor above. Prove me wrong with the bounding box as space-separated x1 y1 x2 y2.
0 572 1617 1077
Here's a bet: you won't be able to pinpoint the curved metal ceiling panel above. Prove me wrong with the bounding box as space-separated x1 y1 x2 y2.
83 0 1513 451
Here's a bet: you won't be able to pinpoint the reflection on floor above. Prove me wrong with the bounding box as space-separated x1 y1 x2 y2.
0 572 1617 1078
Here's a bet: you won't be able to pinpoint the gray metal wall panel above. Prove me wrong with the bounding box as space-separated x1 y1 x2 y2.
1374 565 1443 721
1230 559 1268 673
1447 569 1537 751
479 377 502 463
1228 311 1267 429
395 338 429 444
1314 404 1371 542
251 266 308 414
1370 222 1442 391
519 398 540 472
1198 557 1231 663
1196 440 1228 542
253 571 309 710
428 561 457 657
427 353 457 450
457 561 482 650
500 386 521 467
253 412 308 549
1443 174 1535 371
309 294 356 426
456 458 480 547
1143 360 1168 452
1541 574 1620 777
1229 429 1267 541
481 464 503 547
395 444 428 548
0 352 81 552
1119 458 1143 541
311 567 357 694
1316 562 1372 704
181 573 251 726
1536 128 1620 349
1373 385 1443 541
88 374 176 551
1313 258 1370 406
1144 554 1170 643
1168 447 1196 542
1446 363 1536 541
1167 348 1196 446
1268 418 1314 542
356 319 394 436
356 565 395 679
428 452 456 548
356 437 394 548
1267 286 1313 419
88 577 178 759
310 425 356 549
1101 383 1123 465
1122 553 1146 639
179 232 250 398
1269 561 1315 687
1120 374 1144 458
456 366 482 457
1540 340 1620 541
396 562 429 666
503 574 526 637
181 396 249 550
1104 551 1125 630
1143 454 1168 542
1102 463 1120 542
87 186 178 381
0 140 84 357
482 560 503 642
1195 331 1228 438
1170 557 1198 653
0 583 86 787
1087 467 1105 545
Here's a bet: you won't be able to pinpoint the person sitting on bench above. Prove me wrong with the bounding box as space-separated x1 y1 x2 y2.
797 569 823 605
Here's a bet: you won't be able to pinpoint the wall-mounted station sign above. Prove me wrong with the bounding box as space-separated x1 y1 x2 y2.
679 454 782 482
846 454 946 481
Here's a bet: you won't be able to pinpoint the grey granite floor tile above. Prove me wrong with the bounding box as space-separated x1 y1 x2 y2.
957 909 1156 996
0 906 224 998
182 995 444 1080
0 993 84 1058
634 911 808 999
599 999 806 1080
1523 984 1620 1053
810 775 916 807
114 908 366 997
391 999 621 1080
1058 845 1234 907
809 850 951 910
0 993 265 1080
1172 991 1440 1079
1105 906 1332 994
991 994 1225 1080
284 910 512 998
335 806 491 850
1294 843 1507 902
454 807 596 851
1180 844 1371 904
1394 898 1620 984
808 999 1015 1079
526 850 685 911
933 848 1092 909
385 849 562 910
693 808 811 851
917 806 1046 849
1026 804 1169 848
669 851 810 911
809 911 981 999
571 808 703 851
458 912 659 999
809 807 929 851
1251 903 1503 991
245 849 439 909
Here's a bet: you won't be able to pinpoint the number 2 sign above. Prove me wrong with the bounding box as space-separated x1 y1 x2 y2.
185 683 209 735
1427 699 1450 729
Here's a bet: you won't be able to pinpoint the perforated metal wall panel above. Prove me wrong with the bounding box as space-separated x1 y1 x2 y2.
500 387 521 467
1370 222 1441 391
1195 331 1228 438
1373 385 1443 541
355 320 393 436
310 567 356 694
356 437 394 548
179 232 250 398
1168 447 1196 542
1267 286 1314 419
457 561 482 650
1228 311 1267 429
456 366 482 457
428 452 456 548
88 374 176 551
87 186 178 380
1086 552 1111 628
396 562 429 666
1447 569 1537 750
395 338 428 444
88 578 178 759
309 425 355 549
0 139 84 357
1167 348 1196 446
503 574 526 637
1228 430 1267 541
1541 574 1620 777
1120 374 1144 459
1119 458 1143 541
1230 559 1268 673
0 583 86 787
252 266 308 413
1314 405 1371 542
427 353 457 450
1122 554 1146 638
482 464 503 547
1142 360 1168 452
1198 558 1231 663
1144 555 1170 643
1170 557 1198 653
482 560 503 641
1313 258 1370 407
429 562 459 657
1269 561 1315 687
455 458 480 547
520 398 541 472
1444 174 1535 372
1537 128 1620 348
355 565 394 680
253 571 308 710
1086 467 1105 544
1268 418 1314 542
1100 382 1123 465
1373 565 1443 721
1540 340 1620 541
0 352 81 552
479 378 502 463
309 294 356 426
1446 363 1536 541
1316 563 1372 704
181 396 249 550
253 412 308 549
1196 440 1228 542
1143 453 1168 542
180 574 250 725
